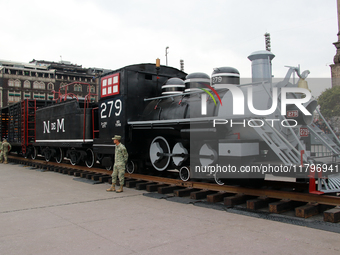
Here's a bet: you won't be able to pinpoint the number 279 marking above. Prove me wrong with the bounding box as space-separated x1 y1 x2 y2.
100 99 122 119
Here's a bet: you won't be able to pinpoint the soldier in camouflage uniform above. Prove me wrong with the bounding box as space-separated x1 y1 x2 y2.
107 135 128 193
0 139 12 164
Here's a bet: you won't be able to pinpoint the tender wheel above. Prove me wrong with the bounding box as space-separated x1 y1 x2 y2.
126 160 136 174
85 148 95 168
149 136 171 171
179 166 190 182
55 147 64 164
31 147 37 160
44 147 52 162
69 148 78 166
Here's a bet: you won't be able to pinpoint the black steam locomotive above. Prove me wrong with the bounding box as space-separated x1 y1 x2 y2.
2 50 339 193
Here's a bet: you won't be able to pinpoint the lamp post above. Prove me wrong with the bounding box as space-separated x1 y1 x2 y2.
165 46 169 66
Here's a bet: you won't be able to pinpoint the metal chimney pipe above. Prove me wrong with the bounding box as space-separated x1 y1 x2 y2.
248 50 275 83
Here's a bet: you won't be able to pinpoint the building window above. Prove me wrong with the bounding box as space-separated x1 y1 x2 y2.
87 85 95 93
60 83 67 92
24 92 31 99
8 79 14 87
8 91 21 103
33 92 45 99
24 80 31 88
33 81 45 89
74 84 82 92
33 81 39 89
40 81 45 89
14 79 21 87
47 83 54 90
47 93 54 100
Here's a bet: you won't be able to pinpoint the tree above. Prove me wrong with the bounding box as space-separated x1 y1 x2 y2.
318 86 340 118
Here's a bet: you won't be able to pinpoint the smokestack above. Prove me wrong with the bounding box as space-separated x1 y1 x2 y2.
248 50 275 83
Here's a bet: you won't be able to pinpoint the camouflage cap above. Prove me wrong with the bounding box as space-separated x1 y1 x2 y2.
112 135 121 140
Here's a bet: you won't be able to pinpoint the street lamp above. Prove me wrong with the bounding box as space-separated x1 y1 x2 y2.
165 46 169 66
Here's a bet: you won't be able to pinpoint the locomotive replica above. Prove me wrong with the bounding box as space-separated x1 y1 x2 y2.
1 50 340 194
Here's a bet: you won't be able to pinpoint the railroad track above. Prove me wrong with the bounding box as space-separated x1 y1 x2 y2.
8 155 340 224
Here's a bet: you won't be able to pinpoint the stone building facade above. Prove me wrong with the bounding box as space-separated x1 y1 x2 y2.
331 0 340 87
0 59 104 108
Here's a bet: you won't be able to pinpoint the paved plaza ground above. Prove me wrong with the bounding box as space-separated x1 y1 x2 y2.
1 163 340 255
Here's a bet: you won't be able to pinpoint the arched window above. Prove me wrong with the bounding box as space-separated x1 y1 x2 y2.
14 79 21 87
33 81 40 89
60 82 67 91
8 79 14 87
24 80 31 88
47 83 54 90
74 84 82 92
33 81 45 89
40 82 45 89
87 85 96 93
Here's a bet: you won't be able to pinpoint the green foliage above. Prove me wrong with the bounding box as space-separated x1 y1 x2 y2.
318 86 340 118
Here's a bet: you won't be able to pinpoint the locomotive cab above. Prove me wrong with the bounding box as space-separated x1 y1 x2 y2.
94 64 186 169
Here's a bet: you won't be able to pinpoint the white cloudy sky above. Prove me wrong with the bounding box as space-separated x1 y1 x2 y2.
1 0 338 96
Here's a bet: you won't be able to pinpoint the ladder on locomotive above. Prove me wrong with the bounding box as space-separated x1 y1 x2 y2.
308 108 340 157
21 100 37 154
249 119 306 165
307 108 340 193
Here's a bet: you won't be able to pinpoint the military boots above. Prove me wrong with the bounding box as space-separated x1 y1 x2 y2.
116 185 123 193
106 184 116 192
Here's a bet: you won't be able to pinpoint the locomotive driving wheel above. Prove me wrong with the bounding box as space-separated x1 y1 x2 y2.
172 142 188 167
149 136 171 171
198 143 218 167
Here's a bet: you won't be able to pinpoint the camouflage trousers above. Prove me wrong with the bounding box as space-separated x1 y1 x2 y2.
111 164 125 186
0 152 6 162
